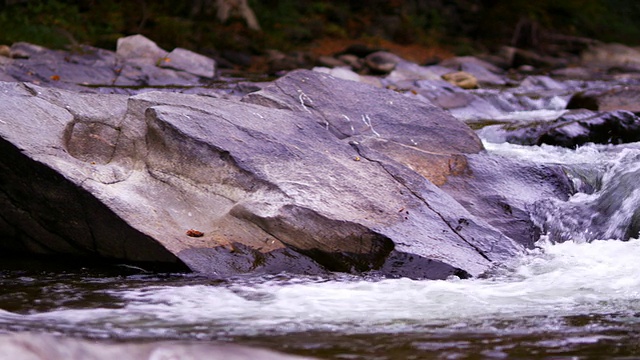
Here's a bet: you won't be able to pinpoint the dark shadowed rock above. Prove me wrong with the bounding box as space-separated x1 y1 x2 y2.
498 110 640 148
0 333 313 360
512 48 568 69
364 51 403 74
567 86 640 112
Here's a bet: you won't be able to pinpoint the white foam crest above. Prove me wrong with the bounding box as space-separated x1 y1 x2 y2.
482 141 622 166
5 239 638 336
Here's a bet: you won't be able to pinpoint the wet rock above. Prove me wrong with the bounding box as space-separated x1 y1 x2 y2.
0 70 525 279
441 152 573 248
497 110 640 148
537 110 640 147
442 71 478 89
364 51 403 74
0 333 312 360
531 150 640 243
567 86 640 112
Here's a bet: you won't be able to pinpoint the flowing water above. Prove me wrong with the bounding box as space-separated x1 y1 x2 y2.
3 81 640 359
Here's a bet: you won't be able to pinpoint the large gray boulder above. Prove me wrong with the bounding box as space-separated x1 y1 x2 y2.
0 69 528 279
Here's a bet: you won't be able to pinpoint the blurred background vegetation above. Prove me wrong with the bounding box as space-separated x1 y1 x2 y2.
1 0 639 58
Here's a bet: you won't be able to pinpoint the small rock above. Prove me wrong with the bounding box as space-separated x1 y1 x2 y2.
316 55 347 68
0 45 10 58
442 71 478 89
337 54 363 70
365 51 403 74
440 56 506 86
159 47 216 78
500 109 640 148
116 34 167 63
567 86 640 112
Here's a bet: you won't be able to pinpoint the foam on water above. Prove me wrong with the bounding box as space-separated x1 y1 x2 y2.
1 238 639 339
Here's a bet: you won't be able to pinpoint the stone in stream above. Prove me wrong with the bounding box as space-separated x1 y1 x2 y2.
491 109 640 148
0 67 532 280
567 85 640 112
439 56 507 86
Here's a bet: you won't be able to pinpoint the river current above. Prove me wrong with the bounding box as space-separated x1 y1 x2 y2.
3 101 640 358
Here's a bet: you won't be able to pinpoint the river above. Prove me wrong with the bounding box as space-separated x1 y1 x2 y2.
2 84 640 359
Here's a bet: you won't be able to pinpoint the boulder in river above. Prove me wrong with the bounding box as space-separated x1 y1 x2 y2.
0 68 529 280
